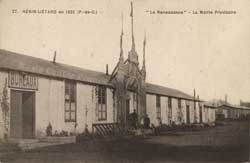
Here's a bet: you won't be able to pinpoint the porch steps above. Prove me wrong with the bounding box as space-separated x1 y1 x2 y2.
8 136 76 150
0 142 21 154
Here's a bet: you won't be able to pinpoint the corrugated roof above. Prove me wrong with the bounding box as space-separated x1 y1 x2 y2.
0 49 194 100
203 101 216 108
146 83 193 100
0 49 112 86
205 99 250 110
218 103 250 110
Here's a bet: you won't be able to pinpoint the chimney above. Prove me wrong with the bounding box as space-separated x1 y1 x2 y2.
240 99 242 106
225 94 228 104
193 89 196 100
193 89 196 110
53 51 57 63
106 64 109 75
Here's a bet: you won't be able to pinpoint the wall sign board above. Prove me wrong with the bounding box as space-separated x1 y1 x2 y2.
8 71 38 90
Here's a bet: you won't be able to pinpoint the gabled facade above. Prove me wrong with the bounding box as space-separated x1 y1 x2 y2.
109 2 147 127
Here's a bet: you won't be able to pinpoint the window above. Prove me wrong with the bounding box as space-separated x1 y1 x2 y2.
156 95 161 118
168 97 172 109
168 97 172 122
156 95 161 108
98 86 107 120
178 99 182 108
65 81 76 122
177 99 182 122
194 105 197 122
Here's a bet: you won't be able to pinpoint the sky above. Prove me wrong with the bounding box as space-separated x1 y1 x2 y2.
0 0 249 104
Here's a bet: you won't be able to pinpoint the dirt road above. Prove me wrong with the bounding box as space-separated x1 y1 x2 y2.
0 120 249 163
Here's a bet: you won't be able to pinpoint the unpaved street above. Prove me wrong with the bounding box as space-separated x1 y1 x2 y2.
0 120 249 163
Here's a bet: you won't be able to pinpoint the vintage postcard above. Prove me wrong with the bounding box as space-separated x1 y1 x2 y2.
0 0 249 162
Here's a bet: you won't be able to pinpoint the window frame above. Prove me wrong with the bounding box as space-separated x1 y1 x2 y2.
97 86 107 121
168 97 172 109
177 99 182 122
178 99 182 109
167 97 172 122
64 80 77 122
156 95 161 119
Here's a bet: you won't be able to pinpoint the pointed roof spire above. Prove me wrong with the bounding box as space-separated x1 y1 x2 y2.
128 1 139 65
130 1 135 50
119 13 124 62
141 32 146 80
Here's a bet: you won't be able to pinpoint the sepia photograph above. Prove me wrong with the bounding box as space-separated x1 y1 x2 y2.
0 0 249 162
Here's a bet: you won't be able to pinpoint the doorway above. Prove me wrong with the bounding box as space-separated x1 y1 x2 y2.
125 99 130 121
10 90 35 139
186 105 190 124
199 106 203 123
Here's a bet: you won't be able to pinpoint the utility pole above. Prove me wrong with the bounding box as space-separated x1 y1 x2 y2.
248 37 250 162
248 38 250 162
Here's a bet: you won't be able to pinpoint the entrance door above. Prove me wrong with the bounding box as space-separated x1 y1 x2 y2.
199 106 203 123
10 90 35 139
186 105 190 124
10 91 23 138
125 99 130 124
22 92 35 138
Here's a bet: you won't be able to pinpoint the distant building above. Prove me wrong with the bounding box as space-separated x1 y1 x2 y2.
203 103 216 125
240 100 250 108
215 103 250 120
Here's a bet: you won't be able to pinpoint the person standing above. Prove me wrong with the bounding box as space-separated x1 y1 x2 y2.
130 109 138 129
144 114 150 129
155 117 162 135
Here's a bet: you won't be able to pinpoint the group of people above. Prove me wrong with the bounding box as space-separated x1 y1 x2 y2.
128 109 162 135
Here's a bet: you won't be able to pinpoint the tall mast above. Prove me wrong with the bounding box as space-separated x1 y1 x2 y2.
142 32 146 70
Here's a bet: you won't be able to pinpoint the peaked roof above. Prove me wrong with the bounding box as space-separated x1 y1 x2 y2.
0 49 193 100
146 83 193 100
0 49 112 86
218 103 250 110
206 99 250 110
203 101 217 108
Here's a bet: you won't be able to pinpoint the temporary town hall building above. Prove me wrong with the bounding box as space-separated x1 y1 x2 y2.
0 3 216 139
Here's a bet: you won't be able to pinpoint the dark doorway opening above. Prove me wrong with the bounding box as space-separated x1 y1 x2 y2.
10 90 35 139
126 99 130 123
186 105 190 124
199 106 203 123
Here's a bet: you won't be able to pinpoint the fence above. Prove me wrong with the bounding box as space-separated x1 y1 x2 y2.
92 122 124 138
